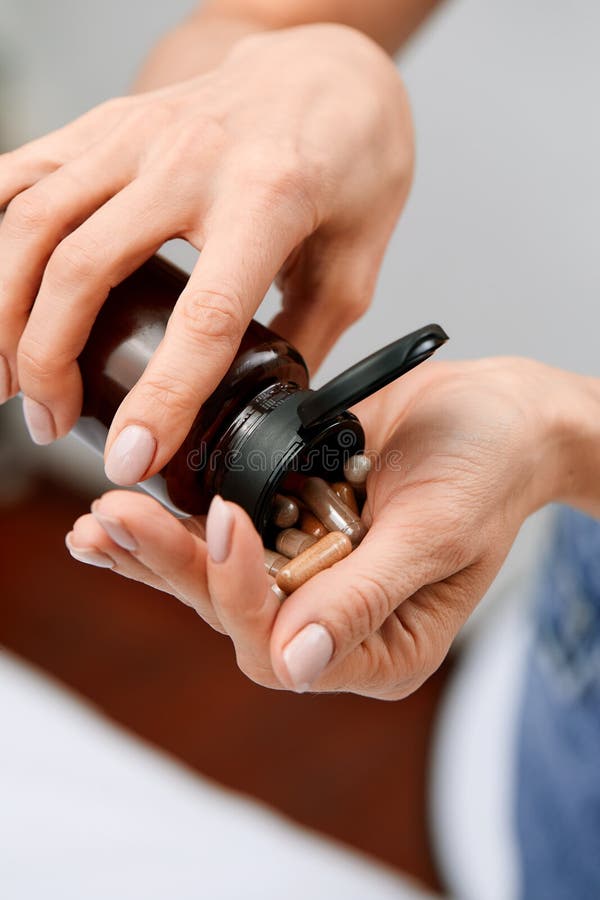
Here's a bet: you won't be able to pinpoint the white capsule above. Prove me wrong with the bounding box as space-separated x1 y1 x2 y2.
343 454 372 486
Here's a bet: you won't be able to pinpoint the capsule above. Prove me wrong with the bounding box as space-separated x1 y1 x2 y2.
299 477 367 547
275 528 319 559
276 531 353 594
264 548 287 577
343 453 372 486
298 507 328 539
331 481 359 515
272 493 299 528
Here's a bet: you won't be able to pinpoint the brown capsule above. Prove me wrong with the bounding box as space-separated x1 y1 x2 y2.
299 477 367 548
298 507 328 539
343 453 372 486
271 493 299 528
276 531 353 594
263 549 287 577
275 528 318 559
331 481 359 515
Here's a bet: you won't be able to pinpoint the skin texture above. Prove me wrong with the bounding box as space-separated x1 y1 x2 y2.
67 359 600 699
0 25 413 477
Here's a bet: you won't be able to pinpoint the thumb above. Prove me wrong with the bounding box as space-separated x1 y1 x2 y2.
269 505 452 694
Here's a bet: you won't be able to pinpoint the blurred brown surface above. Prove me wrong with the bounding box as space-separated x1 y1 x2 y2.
0 477 451 892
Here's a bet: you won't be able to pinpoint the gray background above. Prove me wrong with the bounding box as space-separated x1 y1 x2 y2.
0 0 598 596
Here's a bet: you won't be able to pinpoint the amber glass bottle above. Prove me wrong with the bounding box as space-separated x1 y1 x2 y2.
74 256 362 531
74 254 447 535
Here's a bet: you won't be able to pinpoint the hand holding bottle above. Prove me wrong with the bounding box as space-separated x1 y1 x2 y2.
65 358 600 697
0 24 413 485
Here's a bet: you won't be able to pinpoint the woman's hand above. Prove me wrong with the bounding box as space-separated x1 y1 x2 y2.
0 24 413 485
66 357 595 699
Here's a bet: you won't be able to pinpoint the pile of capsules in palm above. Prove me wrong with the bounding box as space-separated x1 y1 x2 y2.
263 453 371 600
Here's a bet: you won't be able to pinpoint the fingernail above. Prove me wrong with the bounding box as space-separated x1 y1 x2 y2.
282 623 334 693
66 534 115 569
104 424 156 485
0 355 11 404
206 495 234 563
91 506 138 552
22 397 56 445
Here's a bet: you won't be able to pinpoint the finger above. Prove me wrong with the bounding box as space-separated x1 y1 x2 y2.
269 502 468 693
67 513 171 594
205 496 282 688
17 175 180 444
292 565 486 702
0 143 136 401
104 194 312 485
0 148 62 208
0 134 85 209
270 235 378 374
0 97 131 208
89 490 224 631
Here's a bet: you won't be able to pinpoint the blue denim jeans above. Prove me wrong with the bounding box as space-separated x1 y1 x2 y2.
516 507 600 899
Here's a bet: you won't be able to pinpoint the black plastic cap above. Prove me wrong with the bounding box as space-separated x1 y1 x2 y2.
218 388 364 534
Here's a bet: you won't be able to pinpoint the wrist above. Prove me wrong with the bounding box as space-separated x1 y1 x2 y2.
133 8 270 91
535 363 600 516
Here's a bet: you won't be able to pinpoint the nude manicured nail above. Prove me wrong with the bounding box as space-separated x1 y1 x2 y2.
91 507 138 552
206 495 234 563
22 397 56 445
104 424 156 485
0 355 10 404
282 623 334 693
66 535 114 569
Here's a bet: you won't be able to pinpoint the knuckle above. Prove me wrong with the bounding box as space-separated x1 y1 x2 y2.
135 372 195 418
240 147 318 226
177 113 225 155
359 638 399 691
375 618 431 700
154 113 226 176
264 154 306 198
340 286 372 326
109 106 154 141
178 287 244 349
6 189 51 232
81 95 138 136
337 574 393 644
18 336 61 387
48 236 101 285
